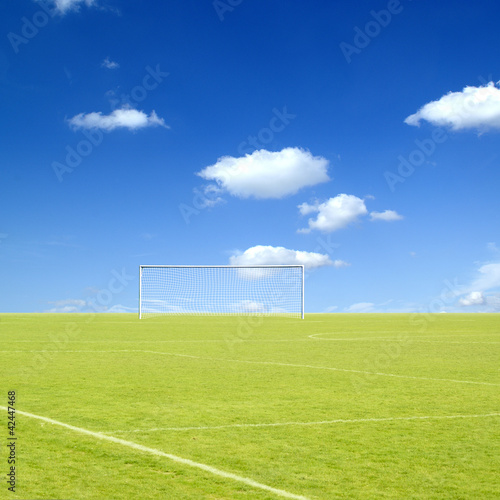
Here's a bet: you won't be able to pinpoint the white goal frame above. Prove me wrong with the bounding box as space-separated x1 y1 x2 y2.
139 265 304 319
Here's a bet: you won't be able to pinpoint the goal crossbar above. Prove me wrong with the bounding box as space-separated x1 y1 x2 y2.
139 265 304 319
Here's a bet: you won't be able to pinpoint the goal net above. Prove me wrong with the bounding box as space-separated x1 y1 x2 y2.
139 265 304 319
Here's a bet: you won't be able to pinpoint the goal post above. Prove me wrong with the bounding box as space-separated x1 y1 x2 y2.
139 265 304 319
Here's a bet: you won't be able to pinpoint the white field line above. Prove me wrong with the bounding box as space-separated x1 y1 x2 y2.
8 332 498 344
106 413 500 434
125 350 500 387
4 349 499 387
6 339 311 344
308 334 500 344
0 406 309 500
310 332 500 339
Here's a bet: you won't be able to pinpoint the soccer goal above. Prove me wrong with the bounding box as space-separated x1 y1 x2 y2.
139 265 304 319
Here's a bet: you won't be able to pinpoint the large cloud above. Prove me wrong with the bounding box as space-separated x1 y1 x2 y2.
229 245 335 270
68 107 168 131
197 148 330 199
405 81 500 131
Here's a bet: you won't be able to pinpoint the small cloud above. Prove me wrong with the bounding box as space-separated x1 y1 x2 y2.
453 260 500 312
299 195 402 233
405 81 500 132
198 185 225 208
467 262 500 292
298 200 320 216
229 245 333 270
298 194 368 233
369 210 404 222
345 302 375 313
459 291 485 307
197 148 330 199
68 107 168 132
45 299 86 313
487 242 499 253
325 305 338 312
106 304 137 313
101 57 119 69
42 0 98 14
333 260 350 268
234 300 267 313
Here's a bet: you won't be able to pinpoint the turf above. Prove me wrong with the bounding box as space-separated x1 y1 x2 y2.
1 313 499 499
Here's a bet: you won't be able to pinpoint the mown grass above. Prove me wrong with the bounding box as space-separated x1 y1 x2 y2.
0 313 499 499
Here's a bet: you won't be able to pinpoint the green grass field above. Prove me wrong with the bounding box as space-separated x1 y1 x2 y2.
1 313 499 499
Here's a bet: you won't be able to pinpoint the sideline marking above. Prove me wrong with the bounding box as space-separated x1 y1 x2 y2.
107 413 500 434
0 406 309 500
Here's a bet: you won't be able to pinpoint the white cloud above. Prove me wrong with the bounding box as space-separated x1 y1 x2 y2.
298 202 320 216
298 194 368 233
198 185 225 208
45 299 86 313
454 261 500 311
345 302 375 313
229 245 333 270
485 294 500 311
405 81 500 131
234 300 267 313
45 298 136 313
106 304 137 313
459 291 485 307
467 262 500 292
370 210 404 222
44 0 97 14
68 107 168 131
101 57 119 69
487 242 499 253
325 305 338 312
197 148 330 199
332 259 350 268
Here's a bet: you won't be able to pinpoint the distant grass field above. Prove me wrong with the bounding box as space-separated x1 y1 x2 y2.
1 313 499 499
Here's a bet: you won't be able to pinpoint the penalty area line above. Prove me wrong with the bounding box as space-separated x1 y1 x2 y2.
126 350 500 387
0 407 309 500
7 349 498 387
107 412 500 434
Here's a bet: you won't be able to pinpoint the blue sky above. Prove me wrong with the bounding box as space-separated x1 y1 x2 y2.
1 0 500 314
